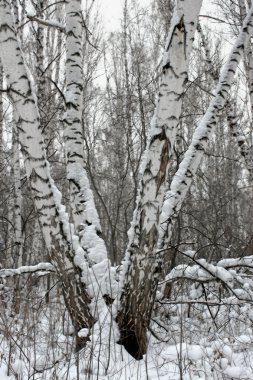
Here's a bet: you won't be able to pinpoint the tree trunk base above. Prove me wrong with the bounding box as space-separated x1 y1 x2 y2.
117 314 147 360
76 334 90 352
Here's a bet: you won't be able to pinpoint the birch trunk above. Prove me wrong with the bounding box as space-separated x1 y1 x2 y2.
13 119 23 267
63 0 107 265
198 20 253 181
157 2 253 281
238 0 253 182
0 0 95 349
117 0 202 359
12 118 23 313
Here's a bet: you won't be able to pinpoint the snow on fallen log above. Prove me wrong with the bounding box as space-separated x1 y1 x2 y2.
0 263 55 278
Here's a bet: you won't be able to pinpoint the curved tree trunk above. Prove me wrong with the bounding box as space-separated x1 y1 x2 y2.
0 0 95 349
238 0 253 182
117 0 203 359
198 20 253 181
156 1 253 283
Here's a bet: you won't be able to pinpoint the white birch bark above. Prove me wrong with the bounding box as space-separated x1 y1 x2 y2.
157 2 253 265
11 113 24 314
198 21 253 181
12 119 23 267
11 0 18 26
117 0 203 359
63 0 107 265
54 3 63 88
238 0 253 182
0 0 95 346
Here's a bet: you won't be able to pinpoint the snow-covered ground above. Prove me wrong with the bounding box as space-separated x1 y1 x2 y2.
1 258 253 380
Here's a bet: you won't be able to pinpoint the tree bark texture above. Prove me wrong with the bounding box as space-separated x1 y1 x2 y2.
0 0 95 347
63 0 107 265
117 0 203 360
156 2 253 271
198 20 253 181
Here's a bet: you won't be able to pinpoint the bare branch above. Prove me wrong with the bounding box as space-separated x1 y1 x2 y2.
27 15 65 32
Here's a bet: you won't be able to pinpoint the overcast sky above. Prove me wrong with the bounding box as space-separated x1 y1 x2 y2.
100 0 152 31
98 0 233 51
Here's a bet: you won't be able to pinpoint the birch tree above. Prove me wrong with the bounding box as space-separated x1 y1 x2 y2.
198 20 253 181
1 0 253 368
238 0 253 181
0 0 96 350
117 0 203 359
156 0 253 294
63 0 107 265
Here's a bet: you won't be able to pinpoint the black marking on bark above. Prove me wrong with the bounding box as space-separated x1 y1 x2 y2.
0 23 14 33
69 178 81 191
34 192 54 201
37 204 55 211
195 143 204 151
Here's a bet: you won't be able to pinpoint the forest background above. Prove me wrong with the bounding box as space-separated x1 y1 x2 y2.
0 0 253 379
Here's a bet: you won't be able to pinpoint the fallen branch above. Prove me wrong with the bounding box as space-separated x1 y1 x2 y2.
0 263 55 278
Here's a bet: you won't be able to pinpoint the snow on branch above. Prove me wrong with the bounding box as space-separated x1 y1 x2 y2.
218 256 253 269
163 261 233 284
160 251 253 302
0 263 55 278
27 15 65 32
183 250 253 271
